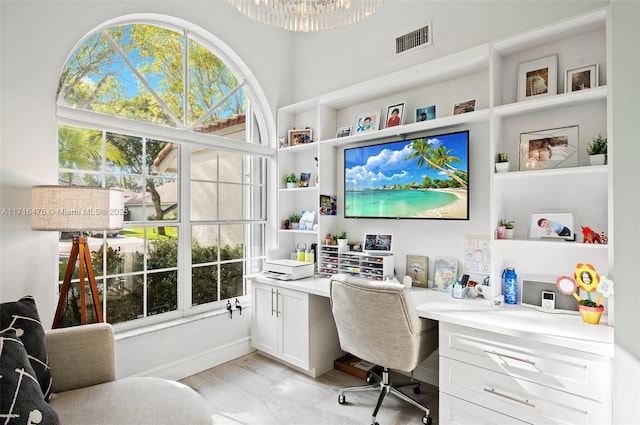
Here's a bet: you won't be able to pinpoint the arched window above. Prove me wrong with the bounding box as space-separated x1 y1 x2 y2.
56 16 273 329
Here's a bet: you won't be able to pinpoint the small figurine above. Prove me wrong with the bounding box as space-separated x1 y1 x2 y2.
582 226 607 244
283 219 290 230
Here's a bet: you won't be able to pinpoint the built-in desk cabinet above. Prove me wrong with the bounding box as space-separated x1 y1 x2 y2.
250 279 342 378
439 322 612 424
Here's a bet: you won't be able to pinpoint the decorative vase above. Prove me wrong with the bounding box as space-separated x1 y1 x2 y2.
495 162 509 173
578 304 604 325
291 222 299 230
496 225 506 239
589 154 606 166
286 182 296 189
504 228 514 239
337 238 348 247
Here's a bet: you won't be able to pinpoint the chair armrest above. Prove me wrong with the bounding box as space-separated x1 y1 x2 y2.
45 323 116 392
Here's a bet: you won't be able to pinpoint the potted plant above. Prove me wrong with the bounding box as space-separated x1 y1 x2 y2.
556 263 614 325
288 212 301 229
283 172 299 188
501 219 515 239
586 134 607 166
495 153 509 173
332 231 348 247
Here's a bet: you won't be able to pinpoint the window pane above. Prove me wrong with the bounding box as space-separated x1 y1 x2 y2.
192 225 219 264
146 227 178 269
106 275 143 324
218 151 243 183
220 224 244 259
190 147 217 181
58 124 104 172
192 264 218 306
220 262 243 299
105 133 142 174
147 270 177 315
191 181 217 221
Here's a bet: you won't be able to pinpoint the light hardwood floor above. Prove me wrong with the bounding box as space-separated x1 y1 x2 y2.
181 352 439 425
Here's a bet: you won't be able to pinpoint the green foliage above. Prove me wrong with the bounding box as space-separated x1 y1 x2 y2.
289 213 301 223
579 299 599 307
496 152 509 163
283 172 299 183
332 231 347 242
587 134 607 155
499 219 515 229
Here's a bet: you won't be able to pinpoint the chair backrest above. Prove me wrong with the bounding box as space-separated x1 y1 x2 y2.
329 274 437 372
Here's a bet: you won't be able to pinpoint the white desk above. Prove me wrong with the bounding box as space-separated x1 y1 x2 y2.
247 274 614 424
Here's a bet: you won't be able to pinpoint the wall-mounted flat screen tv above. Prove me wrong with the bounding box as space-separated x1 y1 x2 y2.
344 130 469 220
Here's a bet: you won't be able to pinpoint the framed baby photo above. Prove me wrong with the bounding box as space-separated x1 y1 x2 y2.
385 102 406 128
529 211 576 241
416 105 436 122
517 54 558 101
565 63 598 93
519 125 579 171
354 110 380 133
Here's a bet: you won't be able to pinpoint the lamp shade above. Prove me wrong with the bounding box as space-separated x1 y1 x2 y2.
31 186 124 232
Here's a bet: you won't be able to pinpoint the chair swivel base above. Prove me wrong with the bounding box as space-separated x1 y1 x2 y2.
337 367 432 425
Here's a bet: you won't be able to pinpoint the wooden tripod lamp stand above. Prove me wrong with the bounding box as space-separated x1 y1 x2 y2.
31 185 124 328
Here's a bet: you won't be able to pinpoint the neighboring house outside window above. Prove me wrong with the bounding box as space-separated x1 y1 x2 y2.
55 17 271 329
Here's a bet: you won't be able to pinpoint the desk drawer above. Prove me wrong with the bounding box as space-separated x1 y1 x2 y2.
439 322 611 401
440 357 611 425
439 392 528 425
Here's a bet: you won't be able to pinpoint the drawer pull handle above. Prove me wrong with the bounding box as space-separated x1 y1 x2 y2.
483 388 536 408
484 350 535 365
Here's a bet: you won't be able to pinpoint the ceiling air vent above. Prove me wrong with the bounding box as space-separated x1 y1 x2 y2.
395 23 432 55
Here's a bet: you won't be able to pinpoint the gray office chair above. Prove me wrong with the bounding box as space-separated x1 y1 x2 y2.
329 273 438 425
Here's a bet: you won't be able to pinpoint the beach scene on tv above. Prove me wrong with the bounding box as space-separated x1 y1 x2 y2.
345 131 469 219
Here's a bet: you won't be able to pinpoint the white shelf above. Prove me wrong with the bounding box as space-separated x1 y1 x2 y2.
494 164 607 179
494 86 606 117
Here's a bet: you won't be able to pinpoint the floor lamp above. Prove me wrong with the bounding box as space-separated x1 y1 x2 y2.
31 186 124 328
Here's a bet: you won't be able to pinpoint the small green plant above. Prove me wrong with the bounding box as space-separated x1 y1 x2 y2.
332 231 347 242
578 299 599 308
288 213 301 223
499 219 514 229
496 152 509 163
283 172 299 184
587 134 607 155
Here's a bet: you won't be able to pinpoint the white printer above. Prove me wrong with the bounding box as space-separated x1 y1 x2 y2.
262 259 314 280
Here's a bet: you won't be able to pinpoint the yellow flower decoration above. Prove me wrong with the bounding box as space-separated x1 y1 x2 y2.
574 263 599 293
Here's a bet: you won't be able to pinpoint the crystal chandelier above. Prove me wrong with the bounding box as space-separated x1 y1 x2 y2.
227 0 384 32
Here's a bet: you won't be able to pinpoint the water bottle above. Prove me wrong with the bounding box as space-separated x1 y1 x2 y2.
502 267 518 305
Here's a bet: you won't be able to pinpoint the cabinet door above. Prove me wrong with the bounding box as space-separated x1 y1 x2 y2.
277 288 309 369
251 283 278 356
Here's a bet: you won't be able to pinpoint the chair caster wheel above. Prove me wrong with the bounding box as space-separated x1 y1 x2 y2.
413 384 421 394
338 394 346 404
366 372 374 383
422 415 432 425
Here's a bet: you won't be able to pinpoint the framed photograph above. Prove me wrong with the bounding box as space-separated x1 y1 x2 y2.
336 126 352 138
453 99 476 115
288 128 312 146
519 125 579 171
354 110 380 133
416 105 436 122
299 172 311 187
433 257 459 292
529 211 576 241
385 102 406 128
517 54 558 101
565 64 598 93
406 255 428 288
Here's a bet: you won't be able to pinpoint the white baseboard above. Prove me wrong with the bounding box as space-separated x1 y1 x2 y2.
129 337 255 381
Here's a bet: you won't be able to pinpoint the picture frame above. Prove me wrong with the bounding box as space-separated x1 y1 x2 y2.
453 99 476 115
299 172 311 187
416 105 436 122
529 211 576 241
385 102 406 128
517 54 558 101
565 63 598 93
336 126 352 138
288 128 312 146
354 110 380 133
432 257 459 292
519 125 579 171
406 255 428 288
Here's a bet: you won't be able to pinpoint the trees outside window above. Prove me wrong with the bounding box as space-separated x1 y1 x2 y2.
55 20 267 328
